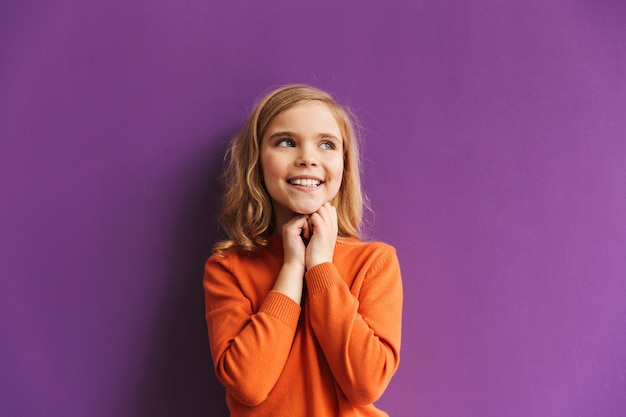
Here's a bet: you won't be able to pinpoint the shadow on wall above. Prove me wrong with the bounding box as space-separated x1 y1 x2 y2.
129 136 230 417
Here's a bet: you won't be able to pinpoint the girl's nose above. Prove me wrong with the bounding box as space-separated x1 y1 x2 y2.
296 146 318 166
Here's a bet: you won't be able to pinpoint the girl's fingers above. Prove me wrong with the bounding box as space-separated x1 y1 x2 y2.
316 202 332 221
282 215 309 266
308 203 337 232
304 203 338 269
301 216 311 241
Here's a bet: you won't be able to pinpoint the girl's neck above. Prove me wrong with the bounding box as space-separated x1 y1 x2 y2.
271 210 300 235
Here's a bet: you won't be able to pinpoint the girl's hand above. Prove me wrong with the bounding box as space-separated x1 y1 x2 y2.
305 202 338 269
281 214 310 269
273 215 309 304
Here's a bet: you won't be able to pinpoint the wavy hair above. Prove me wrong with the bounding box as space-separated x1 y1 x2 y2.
213 84 366 255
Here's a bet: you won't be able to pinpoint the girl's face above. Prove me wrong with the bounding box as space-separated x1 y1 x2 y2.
260 101 344 232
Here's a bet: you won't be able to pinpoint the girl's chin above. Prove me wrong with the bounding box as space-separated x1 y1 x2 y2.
272 199 332 224
291 204 322 216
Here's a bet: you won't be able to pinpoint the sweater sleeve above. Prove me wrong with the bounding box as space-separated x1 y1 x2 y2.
304 244 403 406
203 255 301 406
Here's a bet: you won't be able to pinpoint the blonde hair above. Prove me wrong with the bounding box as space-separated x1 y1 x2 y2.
213 84 366 255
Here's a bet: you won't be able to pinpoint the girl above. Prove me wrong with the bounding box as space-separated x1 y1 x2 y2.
203 84 402 417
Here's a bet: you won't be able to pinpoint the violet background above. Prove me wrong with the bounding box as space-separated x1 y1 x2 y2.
1 1 625 416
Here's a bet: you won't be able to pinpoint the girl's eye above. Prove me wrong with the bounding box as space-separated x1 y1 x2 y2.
320 141 336 150
276 139 295 147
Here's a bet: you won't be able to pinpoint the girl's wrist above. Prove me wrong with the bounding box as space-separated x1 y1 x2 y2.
306 256 332 270
273 263 305 304
282 261 305 274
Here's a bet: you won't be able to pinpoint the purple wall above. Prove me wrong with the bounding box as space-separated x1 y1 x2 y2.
1 1 625 416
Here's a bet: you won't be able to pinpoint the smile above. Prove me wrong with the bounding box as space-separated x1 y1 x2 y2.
288 178 322 187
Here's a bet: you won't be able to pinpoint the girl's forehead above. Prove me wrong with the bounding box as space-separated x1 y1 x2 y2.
267 102 343 135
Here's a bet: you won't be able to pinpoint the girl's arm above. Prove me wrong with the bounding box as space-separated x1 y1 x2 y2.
204 259 301 406
304 244 403 406
203 215 309 406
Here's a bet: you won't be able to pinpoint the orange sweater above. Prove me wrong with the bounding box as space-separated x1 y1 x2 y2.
203 236 403 417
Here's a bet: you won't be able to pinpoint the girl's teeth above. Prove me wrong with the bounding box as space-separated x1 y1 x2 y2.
290 179 320 187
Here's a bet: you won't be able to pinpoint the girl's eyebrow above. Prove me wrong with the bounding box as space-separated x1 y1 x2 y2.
265 131 341 142
319 133 341 142
266 131 295 140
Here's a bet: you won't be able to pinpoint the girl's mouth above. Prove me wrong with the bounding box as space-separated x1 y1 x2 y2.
288 178 322 187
